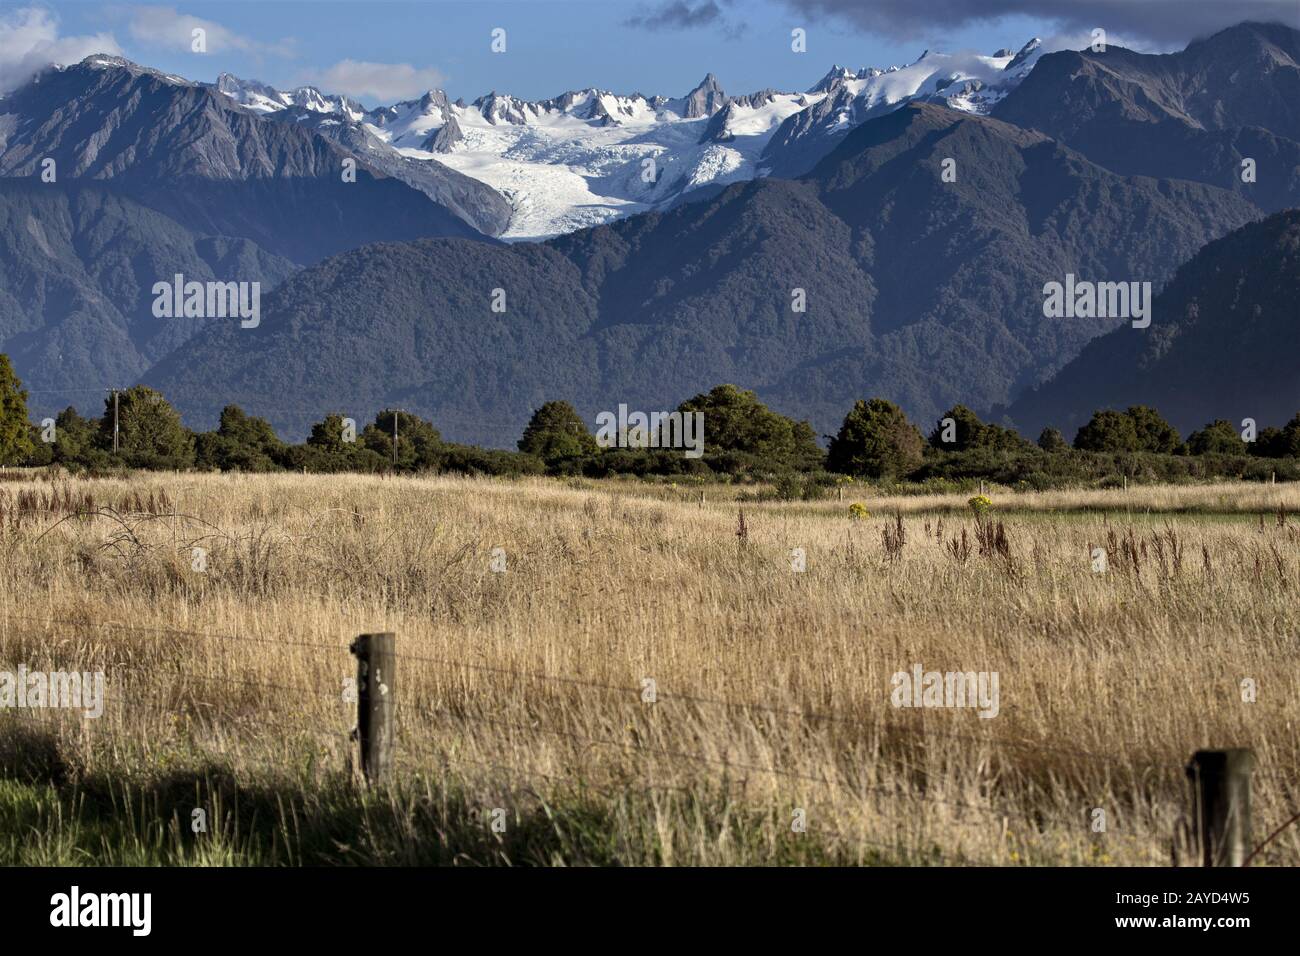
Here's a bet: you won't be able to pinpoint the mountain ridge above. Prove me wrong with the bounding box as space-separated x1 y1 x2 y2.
992 21 1300 211
142 101 1260 446
211 38 1048 239
0 56 499 256
1005 209 1300 438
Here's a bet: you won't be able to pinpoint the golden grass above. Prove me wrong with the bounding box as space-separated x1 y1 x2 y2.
1 472 1297 865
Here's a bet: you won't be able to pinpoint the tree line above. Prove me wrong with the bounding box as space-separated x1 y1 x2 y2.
0 356 1296 489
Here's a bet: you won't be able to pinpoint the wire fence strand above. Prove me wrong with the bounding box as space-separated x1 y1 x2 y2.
3 609 1298 864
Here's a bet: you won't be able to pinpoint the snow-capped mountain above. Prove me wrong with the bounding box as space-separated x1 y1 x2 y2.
762 39 1044 176
213 39 1046 240
214 72 367 120
217 72 816 239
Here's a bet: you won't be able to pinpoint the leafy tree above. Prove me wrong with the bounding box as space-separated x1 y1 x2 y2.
196 405 285 471
25 422 54 466
1253 426 1281 457
1037 427 1068 452
308 413 356 454
1284 413 1300 457
49 407 101 465
362 409 443 470
294 413 386 472
676 384 822 468
1253 413 1300 458
1073 410 1140 452
219 405 282 449
929 405 986 451
1187 419 1248 455
788 420 825 471
0 354 34 465
827 398 924 478
97 386 194 465
518 401 599 467
1126 405 1180 454
929 404 1027 453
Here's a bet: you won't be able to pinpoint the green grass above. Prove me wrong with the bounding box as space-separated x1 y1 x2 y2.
1008 510 1274 525
0 724 901 867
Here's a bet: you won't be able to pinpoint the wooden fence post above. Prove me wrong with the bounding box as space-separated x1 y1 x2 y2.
1187 749 1254 866
351 632 396 784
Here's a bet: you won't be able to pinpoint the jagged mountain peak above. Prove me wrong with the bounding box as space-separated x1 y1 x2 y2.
1007 38 1042 71
809 65 856 93
216 72 276 97
991 22 1300 211
65 53 193 88
214 72 365 118
0 59 500 253
680 73 728 118
761 39 1046 178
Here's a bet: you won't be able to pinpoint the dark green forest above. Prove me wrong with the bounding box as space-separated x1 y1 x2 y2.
2 357 1297 494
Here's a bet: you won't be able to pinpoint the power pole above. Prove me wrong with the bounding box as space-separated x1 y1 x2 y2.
107 388 120 453
392 409 399 467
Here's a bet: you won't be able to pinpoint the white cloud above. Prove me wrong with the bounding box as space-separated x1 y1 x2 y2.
0 7 122 93
126 5 296 57
297 60 447 101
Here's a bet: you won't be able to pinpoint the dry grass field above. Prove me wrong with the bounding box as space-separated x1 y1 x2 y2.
1 471 1298 866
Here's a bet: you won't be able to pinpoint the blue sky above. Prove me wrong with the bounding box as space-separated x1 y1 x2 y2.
1 1 1289 103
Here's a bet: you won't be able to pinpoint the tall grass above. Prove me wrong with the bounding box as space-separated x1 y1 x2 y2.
0 474 1297 865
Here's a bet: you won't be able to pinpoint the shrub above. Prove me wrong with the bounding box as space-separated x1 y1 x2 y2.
363 409 444 470
1125 406 1181 454
1037 427 1067 452
1074 410 1140 452
440 444 545 477
929 405 1028 453
1187 420 1248 456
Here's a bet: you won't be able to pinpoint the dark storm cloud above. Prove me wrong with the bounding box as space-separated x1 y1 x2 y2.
624 2 725 31
781 0 1300 46
624 1 749 40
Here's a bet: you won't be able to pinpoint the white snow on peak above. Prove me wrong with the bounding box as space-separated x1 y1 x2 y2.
216 73 367 121
207 41 1044 240
407 84 815 238
827 45 1037 115
211 71 820 239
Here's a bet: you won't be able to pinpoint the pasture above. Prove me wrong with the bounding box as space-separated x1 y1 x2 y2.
1 472 1297 865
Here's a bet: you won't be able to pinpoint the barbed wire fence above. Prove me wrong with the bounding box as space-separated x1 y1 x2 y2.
0 613 1296 866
